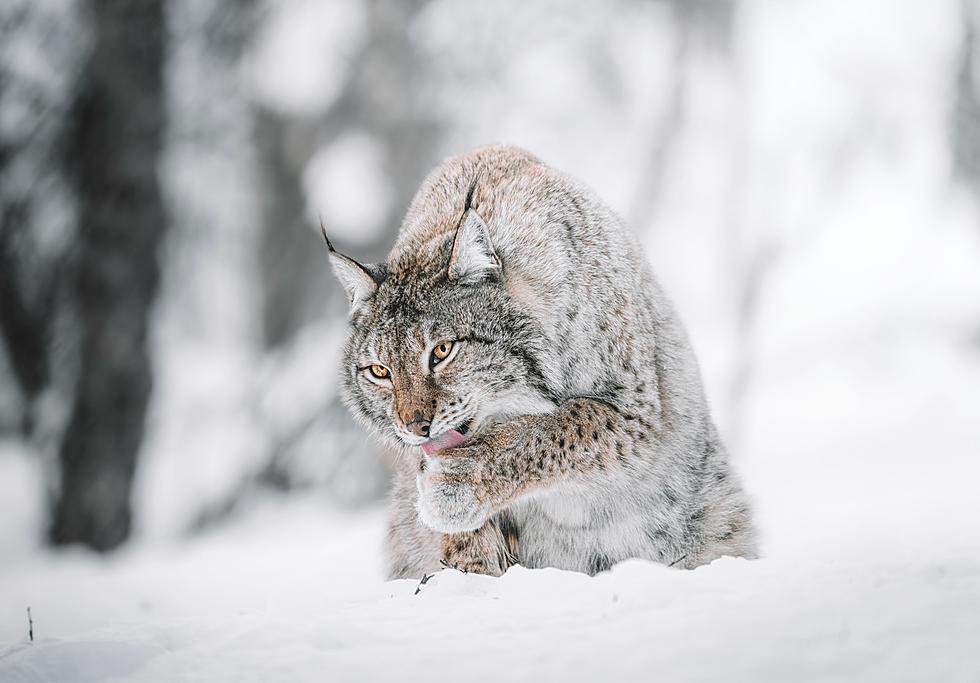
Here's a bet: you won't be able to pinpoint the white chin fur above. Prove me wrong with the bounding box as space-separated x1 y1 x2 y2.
397 433 428 446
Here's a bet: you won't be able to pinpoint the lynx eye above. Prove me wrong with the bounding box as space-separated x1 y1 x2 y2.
368 364 390 380
431 340 454 366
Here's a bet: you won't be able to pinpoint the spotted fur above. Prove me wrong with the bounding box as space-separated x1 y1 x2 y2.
327 145 757 578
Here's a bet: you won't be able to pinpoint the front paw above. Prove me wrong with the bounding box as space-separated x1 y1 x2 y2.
416 453 491 533
440 524 515 577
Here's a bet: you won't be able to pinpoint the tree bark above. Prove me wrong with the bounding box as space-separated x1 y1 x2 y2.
50 0 166 551
0 3 81 434
952 0 980 186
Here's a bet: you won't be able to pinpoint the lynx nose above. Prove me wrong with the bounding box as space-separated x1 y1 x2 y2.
405 415 431 437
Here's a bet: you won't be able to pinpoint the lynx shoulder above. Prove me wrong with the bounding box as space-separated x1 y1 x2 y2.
326 145 756 578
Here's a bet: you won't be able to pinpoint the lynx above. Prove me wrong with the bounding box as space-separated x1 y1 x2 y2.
325 145 756 578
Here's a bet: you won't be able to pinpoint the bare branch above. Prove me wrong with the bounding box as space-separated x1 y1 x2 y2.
413 572 433 595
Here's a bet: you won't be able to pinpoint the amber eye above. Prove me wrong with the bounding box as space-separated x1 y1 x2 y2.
368 364 390 379
431 340 454 365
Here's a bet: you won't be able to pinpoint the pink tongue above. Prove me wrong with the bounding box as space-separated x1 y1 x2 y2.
421 429 467 455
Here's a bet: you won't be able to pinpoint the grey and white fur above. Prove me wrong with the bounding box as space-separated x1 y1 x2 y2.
325 145 756 578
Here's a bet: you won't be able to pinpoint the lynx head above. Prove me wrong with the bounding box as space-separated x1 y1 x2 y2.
324 188 555 454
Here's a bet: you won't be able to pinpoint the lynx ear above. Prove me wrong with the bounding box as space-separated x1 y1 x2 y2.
321 224 378 310
447 210 500 283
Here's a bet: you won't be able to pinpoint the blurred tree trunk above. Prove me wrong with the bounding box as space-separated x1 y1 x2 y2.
255 107 313 348
627 0 736 229
0 173 56 435
953 0 980 186
50 0 166 551
0 2 82 435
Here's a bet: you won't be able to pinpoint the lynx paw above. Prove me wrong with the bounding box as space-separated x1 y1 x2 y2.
440 526 514 577
416 454 491 533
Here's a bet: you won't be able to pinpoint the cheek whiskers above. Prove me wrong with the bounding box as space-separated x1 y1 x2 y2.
431 397 475 436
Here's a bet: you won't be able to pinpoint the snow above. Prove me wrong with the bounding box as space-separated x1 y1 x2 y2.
2 488 979 682
0 442 45 560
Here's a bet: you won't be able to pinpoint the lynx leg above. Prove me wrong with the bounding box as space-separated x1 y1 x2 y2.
439 515 519 577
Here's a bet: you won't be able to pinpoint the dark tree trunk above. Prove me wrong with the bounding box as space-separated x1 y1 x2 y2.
0 3 81 434
50 0 166 551
255 107 318 348
0 199 54 410
952 0 980 186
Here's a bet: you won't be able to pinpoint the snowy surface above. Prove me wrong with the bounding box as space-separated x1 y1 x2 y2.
1 510 978 682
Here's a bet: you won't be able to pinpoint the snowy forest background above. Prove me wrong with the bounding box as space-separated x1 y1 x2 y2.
2 0 980 660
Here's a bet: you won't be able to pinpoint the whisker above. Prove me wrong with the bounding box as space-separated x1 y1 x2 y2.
432 407 474 435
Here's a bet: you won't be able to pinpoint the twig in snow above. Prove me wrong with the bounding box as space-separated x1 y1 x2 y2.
414 572 433 595
668 554 688 568
27 607 33 642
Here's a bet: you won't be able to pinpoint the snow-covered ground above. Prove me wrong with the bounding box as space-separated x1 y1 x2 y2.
1 494 978 682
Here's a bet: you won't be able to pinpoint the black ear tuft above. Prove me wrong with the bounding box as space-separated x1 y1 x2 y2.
319 217 336 252
463 176 479 214
320 222 379 310
447 210 500 283
448 176 499 283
